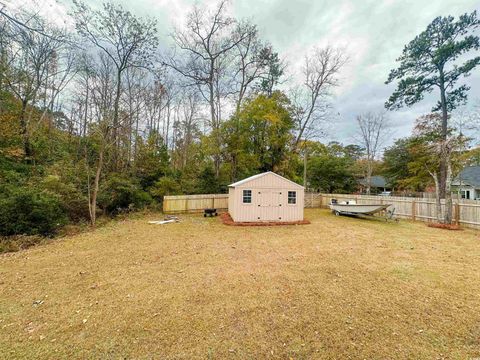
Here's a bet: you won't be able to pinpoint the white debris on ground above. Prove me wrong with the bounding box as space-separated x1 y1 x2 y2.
148 215 180 225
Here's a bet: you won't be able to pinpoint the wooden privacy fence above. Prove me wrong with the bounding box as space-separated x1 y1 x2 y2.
318 193 480 229
164 193 480 229
163 194 228 213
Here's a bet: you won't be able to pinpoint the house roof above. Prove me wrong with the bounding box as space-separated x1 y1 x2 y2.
453 166 480 187
358 175 389 188
228 171 304 189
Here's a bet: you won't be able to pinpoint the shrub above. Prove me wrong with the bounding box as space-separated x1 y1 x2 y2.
149 176 181 201
98 174 152 215
0 187 67 236
195 167 221 194
41 175 90 222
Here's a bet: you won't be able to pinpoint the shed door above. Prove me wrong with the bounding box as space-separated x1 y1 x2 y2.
257 190 282 221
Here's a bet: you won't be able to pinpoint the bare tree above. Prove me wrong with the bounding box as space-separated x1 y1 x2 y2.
293 46 347 148
291 46 346 186
84 53 119 226
0 13 12 107
232 21 268 112
166 0 251 176
355 112 390 194
0 4 63 40
72 54 96 137
172 88 202 169
1 11 69 160
144 77 167 136
72 1 158 169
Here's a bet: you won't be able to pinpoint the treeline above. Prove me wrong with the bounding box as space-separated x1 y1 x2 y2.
0 1 355 236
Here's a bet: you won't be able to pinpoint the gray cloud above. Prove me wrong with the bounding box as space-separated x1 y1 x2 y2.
13 0 480 146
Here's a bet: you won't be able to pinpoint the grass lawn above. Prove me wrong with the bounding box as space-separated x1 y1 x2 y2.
1 209 479 359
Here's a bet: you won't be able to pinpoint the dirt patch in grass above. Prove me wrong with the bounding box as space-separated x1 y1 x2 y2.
1 209 480 359
220 212 311 226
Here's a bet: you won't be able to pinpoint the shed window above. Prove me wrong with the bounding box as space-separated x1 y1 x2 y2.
243 190 252 203
288 191 296 204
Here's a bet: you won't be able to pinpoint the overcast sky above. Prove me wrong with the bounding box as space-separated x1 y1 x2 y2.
9 0 480 146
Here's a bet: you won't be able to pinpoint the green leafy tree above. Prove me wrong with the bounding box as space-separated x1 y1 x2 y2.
408 114 469 221
307 142 357 193
383 138 418 190
223 91 294 180
133 132 170 189
196 166 221 194
257 46 285 96
385 11 480 222
149 177 181 202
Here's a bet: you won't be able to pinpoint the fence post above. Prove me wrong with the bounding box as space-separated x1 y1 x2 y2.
412 200 416 221
319 194 323 208
455 203 460 225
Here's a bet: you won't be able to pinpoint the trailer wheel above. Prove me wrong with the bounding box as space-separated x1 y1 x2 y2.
334 210 340 216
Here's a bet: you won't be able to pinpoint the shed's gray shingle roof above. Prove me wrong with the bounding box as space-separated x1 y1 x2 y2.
358 175 389 188
455 166 480 187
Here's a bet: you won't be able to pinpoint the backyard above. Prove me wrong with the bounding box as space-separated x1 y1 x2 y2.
1 209 479 359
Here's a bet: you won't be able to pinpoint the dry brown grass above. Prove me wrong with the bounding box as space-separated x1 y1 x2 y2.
1 209 479 359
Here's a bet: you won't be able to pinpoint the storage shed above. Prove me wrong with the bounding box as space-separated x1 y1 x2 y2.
228 172 304 223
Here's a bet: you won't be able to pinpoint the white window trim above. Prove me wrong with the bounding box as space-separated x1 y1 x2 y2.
460 189 472 200
242 189 252 204
287 190 297 205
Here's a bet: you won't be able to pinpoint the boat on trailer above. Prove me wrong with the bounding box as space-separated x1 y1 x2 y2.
329 199 393 218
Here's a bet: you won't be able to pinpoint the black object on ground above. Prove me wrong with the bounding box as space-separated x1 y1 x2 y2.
204 208 218 217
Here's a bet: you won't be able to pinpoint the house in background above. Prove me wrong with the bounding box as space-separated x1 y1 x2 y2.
358 175 392 195
452 166 480 200
228 172 304 222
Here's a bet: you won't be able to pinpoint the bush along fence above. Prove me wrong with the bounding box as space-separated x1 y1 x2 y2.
164 193 480 229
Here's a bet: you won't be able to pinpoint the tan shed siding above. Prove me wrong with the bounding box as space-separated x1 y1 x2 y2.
228 187 236 220
230 173 304 222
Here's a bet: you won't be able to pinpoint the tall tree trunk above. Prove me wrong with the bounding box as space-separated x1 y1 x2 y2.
19 99 32 160
438 72 448 200
165 103 171 149
432 172 443 223
83 82 89 137
439 70 452 223
134 109 139 161
303 148 308 187
444 153 453 224
366 156 372 195
112 69 122 169
208 62 221 178
89 146 104 226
